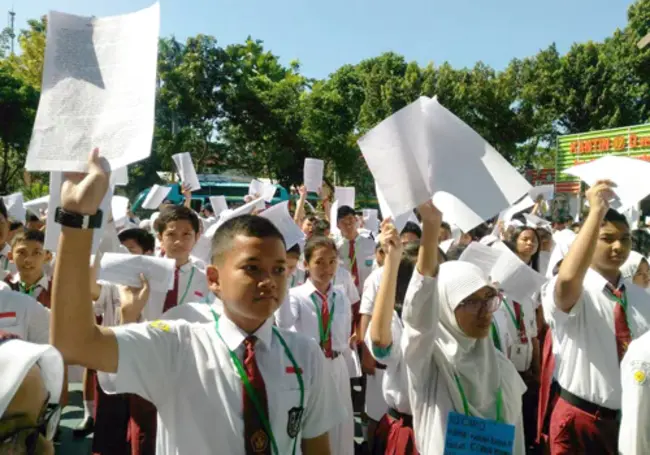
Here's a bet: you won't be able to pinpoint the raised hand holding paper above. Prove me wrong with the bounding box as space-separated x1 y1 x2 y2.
26 3 160 173
141 184 171 210
172 152 200 191
304 158 324 193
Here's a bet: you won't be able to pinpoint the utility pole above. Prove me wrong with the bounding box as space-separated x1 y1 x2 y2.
8 8 16 55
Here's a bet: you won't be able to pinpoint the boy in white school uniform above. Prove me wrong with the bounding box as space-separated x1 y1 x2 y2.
285 236 356 455
539 180 650 454
0 288 49 344
50 149 346 455
0 199 17 279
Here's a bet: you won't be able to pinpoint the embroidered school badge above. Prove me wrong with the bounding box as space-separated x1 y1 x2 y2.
251 429 269 452
287 407 304 439
634 369 646 385
149 320 170 332
630 361 650 386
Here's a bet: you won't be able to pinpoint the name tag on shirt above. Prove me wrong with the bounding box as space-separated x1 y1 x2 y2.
445 411 515 455
510 342 531 372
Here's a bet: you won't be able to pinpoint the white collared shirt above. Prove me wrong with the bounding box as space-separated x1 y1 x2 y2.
491 304 514 358
288 281 352 353
336 234 376 294
100 315 346 455
0 243 16 276
8 273 50 302
161 301 223 323
365 312 411 414
542 268 650 409
333 267 360 305
93 282 121 327
359 267 383 316
502 296 536 372
619 329 650 454
0 289 49 344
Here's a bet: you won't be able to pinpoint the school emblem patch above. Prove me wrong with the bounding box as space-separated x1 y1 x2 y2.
149 320 170 332
630 361 650 386
251 429 269 452
287 406 303 439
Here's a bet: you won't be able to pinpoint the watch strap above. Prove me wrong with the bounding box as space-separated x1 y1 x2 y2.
54 207 103 229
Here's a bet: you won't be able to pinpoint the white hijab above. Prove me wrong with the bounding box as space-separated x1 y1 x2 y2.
621 251 646 281
434 261 526 423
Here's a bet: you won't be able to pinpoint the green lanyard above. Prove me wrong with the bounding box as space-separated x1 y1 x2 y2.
210 309 304 455
19 282 37 297
454 374 504 423
178 267 195 306
1 256 8 271
290 274 296 288
310 291 336 346
490 322 502 353
501 298 519 331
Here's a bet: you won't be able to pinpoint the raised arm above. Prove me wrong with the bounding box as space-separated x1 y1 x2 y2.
370 219 402 348
293 185 308 225
554 180 614 312
51 149 119 372
181 183 192 208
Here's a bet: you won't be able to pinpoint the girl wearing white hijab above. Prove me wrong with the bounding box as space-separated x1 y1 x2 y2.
401 203 526 454
620 250 650 288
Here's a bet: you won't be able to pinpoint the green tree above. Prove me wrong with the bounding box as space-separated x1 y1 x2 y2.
5 17 46 89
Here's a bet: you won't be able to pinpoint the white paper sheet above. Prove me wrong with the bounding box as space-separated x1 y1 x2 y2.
24 195 50 214
141 184 171 210
2 193 26 222
501 195 536 222
563 156 650 210
362 209 379 234
330 200 340 236
205 197 266 237
490 242 547 302
172 152 200 192
304 158 324 193
248 179 276 203
111 195 130 226
375 183 411 233
335 187 356 209
458 241 503 275
439 238 454 254
44 172 113 254
99 252 174 292
209 196 228 217
26 3 160 173
260 201 305 250
358 96 531 233
111 166 128 186
523 213 551 229
529 184 554 202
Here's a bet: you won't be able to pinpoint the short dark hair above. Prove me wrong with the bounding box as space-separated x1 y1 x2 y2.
304 236 337 263
337 205 356 222
401 221 422 239
446 243 467 261
211 215 285 264
0 199 7 220
440 222 451 232
10 229 44 248
312 219 330 237
118 228 155 253
156 205 200 234
26 212 40 223
395 242 420 312
9 221 23 231
602 208 629 227
287 243 301 257
304 215 318 224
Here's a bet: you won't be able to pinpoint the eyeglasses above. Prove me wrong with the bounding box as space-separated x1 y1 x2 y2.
0 393 61 454
458 293 501 315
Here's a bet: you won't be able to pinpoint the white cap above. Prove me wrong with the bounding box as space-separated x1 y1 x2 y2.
0 339 64 417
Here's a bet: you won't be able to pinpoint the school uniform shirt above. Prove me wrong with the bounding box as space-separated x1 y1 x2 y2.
93 282 122 327
0 243 16 277
336 234 376 294
619 330 650 454
98 314 347 455
5 273 52 308
542 268 650 410
503 296 536 372
333 267 360 305
359 267 383 317
0 289 49 344
491 304 514 358
161 301 223 323
365 311 410 414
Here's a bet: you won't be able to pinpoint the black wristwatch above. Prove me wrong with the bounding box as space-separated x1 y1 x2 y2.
54 207 103 229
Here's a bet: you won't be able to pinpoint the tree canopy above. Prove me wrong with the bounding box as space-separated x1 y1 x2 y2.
0 0 648 199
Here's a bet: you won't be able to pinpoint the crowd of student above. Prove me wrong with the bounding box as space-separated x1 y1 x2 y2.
1 152 650 455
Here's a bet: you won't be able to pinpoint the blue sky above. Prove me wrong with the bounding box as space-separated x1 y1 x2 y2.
4 0 636 79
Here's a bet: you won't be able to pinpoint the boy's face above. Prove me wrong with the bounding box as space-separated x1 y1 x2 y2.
301 219 313 238
400 232 419 245
121 239 145 255
10 240 49 280
306 246 338 286
286 253 300 277
439 227 451 243
375 247 385 267
158 220 198 260
207 235 287 325
592 221 631 275
337 214 357 240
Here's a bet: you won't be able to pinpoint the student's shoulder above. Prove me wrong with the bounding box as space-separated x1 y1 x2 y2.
0 289 46 313
359 235 375 248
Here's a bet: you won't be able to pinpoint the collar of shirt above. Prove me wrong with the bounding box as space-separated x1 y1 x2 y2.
585 268 623 292
301 279 334 300
178 260 194 274
217 312 274 352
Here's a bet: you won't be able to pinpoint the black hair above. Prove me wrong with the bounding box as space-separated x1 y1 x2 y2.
26 212 40 223
446 243 467 261
312 219 330 237
440 221 451 232
0 199 7 220
203 204 214 214
508 226 541 272
602 209 629 227
211 215 285 264
395 242 420 316
304 236 337 263
156 205 200 234
337 205 356 222
552 259 563 276
118 228 155 253
9 221 23 231
10 229 44 248
401 221 422 239
287 243 301 257
304 215 318 224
